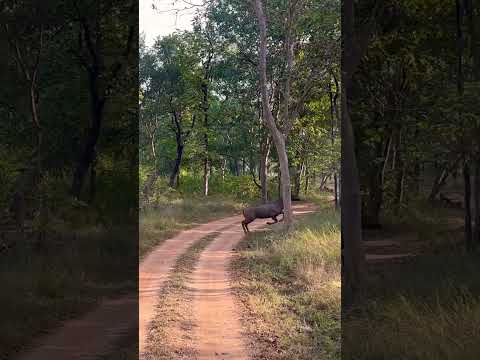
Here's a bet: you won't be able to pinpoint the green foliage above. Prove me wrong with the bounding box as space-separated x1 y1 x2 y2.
139 0 340 203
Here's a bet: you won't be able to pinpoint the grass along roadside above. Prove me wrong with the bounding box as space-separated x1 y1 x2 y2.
343 199 480 360
143 232 220 359
343 253 480 360
231 204 340 359
140 195 245 258
0 227 137 359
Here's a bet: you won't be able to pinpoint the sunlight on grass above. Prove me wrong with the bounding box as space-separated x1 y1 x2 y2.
139 195 245 257
233 205 340 359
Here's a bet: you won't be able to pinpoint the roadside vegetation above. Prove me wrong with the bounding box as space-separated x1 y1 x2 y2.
139 172 261 257
232 197 340 360
343 196 480 360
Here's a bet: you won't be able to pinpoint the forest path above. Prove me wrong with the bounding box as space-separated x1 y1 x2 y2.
13 215 241 360
191 202 318 359
143 202 317 359
139 215 243 354
13 295 138 360
363 206 465 265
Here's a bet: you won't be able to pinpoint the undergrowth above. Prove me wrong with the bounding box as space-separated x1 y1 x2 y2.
232 201 340 359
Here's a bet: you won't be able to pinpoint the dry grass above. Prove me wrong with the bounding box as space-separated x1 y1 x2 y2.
231 203 340 359
139 195 244 258
344 198 480 360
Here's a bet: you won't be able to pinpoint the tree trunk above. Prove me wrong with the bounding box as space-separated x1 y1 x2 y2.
342 0 370 305
341 90 365 305
221 158 226 181
329 79 339 208
234 159 241 176
381 135 392 186
304 165 309 195
260 136 271 203
169 142 184 188
333 173 339 208
293 163 303 199
429 165 451 201
142 133 159 203
71 87 105 199
88 150 97 204
202 81 210 197
203 158 210 196
253 0 292 226
473 160 480 249
142 171 159 204
464 161 473 251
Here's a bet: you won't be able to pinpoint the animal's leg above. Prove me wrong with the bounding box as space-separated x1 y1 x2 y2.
267 216 278 225
242 221 247 234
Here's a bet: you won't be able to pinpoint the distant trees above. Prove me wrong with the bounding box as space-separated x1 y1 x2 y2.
347 0 480 270
0 0 137 229
140 0 340 215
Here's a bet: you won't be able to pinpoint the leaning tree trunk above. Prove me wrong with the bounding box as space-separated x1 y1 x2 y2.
429 166 450 201
169 142 184 189
253 0 292 227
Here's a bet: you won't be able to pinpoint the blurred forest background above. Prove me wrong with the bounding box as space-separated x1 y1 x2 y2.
0 1 137 358
342 0 480 359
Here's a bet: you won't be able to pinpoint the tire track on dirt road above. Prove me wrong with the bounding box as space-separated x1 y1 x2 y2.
13 215 242 360
188 202 317 359
139 215 243 355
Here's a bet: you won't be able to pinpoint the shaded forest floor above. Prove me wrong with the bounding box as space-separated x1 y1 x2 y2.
0 226 137 359
343 194 480 360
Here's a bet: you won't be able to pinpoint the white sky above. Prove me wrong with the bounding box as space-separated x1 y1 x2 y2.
140 0 198 47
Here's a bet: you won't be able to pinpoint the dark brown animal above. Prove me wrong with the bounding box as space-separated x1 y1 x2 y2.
241 199 284 233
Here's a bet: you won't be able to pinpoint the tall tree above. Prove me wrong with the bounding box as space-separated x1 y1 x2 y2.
252 0 293 227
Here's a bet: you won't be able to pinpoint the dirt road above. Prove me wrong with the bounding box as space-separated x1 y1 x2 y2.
142 202 317 359
139 215 243 354
14 203 316 359
14 295 138 360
